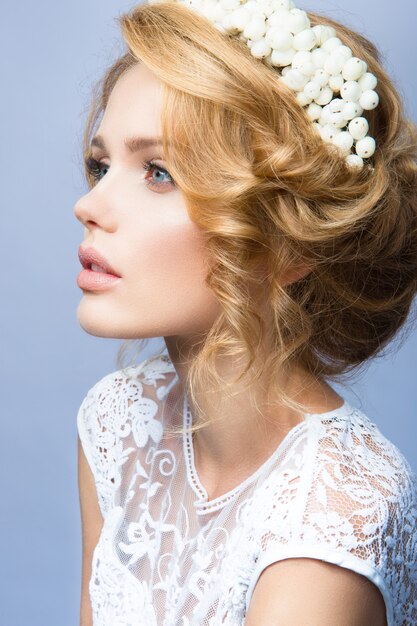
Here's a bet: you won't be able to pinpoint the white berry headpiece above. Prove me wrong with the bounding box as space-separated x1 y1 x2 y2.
147 0 379 170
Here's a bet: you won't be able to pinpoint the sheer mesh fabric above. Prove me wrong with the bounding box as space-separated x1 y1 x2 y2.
77 351 417 625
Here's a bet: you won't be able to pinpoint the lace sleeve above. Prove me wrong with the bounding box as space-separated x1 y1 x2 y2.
76 371 126 518
245 412 417 626
76 354 175 520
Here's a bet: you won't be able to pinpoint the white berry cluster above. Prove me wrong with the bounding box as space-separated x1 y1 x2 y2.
148 0 379 170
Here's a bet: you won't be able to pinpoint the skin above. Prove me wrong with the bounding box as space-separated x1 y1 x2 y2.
74 61 344 500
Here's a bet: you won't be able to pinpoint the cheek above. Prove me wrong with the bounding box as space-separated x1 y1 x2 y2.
122 216 221 326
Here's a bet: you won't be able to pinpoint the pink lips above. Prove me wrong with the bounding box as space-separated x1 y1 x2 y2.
78 246 121 276
77 245 121 291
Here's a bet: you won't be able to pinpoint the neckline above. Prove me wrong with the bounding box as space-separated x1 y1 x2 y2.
182 390 353 514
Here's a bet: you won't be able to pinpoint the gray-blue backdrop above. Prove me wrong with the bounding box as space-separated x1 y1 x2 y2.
1 1 416 624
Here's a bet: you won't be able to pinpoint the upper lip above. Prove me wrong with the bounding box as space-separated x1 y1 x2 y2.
78 246 121 277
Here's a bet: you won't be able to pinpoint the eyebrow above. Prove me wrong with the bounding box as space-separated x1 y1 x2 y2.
90 134 164 153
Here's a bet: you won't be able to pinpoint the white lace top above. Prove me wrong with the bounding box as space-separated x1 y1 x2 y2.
77 351 417 626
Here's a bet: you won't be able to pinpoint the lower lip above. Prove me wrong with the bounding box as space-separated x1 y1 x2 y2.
77 269 121 291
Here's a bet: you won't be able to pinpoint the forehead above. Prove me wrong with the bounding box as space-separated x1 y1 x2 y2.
98 62 163 137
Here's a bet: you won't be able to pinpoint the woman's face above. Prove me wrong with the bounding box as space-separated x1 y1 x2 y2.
74 62 222 342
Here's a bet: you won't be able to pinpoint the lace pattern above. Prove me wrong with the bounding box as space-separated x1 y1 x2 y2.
77 353 417 625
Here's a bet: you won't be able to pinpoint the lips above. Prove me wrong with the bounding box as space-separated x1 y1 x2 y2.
78 246 121 277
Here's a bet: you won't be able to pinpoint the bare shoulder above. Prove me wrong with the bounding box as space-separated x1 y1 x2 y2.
244 557 387 626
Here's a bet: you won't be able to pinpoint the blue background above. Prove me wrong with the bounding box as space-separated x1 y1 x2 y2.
1 1 416 624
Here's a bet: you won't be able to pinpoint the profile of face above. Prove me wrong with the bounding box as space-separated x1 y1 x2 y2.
74 62 222 342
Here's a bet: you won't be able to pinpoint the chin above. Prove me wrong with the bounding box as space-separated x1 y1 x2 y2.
76 300 155 340
76 299 120 338
77 317 120 339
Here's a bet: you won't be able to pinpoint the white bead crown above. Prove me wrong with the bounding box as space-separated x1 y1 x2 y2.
147 0 379 170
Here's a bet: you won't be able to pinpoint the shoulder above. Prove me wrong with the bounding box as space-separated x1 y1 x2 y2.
245 404 417 626
311 402 417 503
310 404 417 543
76 351 177 515
76 351 176 429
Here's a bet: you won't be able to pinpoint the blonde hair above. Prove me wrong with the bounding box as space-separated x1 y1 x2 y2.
82 1 417 435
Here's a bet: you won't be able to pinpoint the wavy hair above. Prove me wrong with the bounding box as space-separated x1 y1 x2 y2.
81 1 417 435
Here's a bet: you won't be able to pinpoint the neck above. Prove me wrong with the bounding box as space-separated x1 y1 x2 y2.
163 334 343 482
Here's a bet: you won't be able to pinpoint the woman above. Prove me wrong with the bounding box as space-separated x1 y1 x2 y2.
75 1 417 624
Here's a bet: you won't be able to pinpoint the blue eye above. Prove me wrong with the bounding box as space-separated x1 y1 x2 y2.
84 156 175 191
142 159 175 189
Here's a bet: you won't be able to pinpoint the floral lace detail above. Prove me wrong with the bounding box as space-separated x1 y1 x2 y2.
77 353 417 625
90 506 158 626
243 411 417 626
76 356 177 517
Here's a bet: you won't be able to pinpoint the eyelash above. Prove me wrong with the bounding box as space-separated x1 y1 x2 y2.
85 156 175 190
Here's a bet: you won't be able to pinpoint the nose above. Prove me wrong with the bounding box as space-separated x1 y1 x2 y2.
73 187 116 232
74 192 96 227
